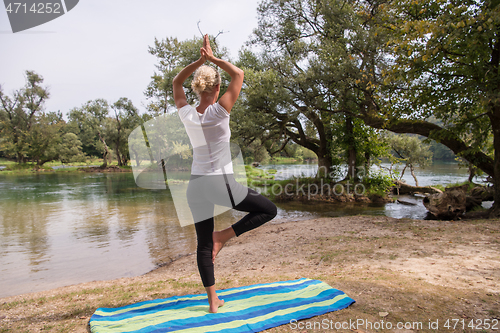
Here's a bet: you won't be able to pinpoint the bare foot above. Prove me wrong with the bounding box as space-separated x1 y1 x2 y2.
212 231 225 263
212 227 235 263
209 298 225 313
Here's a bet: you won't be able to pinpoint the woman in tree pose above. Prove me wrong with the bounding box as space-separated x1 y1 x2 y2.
172 35 277 313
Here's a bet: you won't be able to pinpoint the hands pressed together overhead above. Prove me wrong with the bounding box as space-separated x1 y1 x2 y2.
201 34 214 62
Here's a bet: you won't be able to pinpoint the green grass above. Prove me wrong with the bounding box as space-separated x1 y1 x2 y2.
0 158 130 174
430 181 483 193
266 156 303 164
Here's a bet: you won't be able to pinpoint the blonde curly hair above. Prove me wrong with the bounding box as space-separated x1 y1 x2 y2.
191 65 221 97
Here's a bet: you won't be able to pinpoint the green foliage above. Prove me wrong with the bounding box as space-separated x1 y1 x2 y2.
385 133 433 186
0 70 50 163
363 172 396 196
380 0 499 209
68 98 143 168
240 139 271 164
294 145 317 160
235 0 395 177
25 112 65 166
58 133 86 164
68 99 109 158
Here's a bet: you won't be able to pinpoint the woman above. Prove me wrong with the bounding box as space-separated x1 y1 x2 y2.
172 35 277 313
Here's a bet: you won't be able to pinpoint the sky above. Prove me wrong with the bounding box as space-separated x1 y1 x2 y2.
0 0 261 116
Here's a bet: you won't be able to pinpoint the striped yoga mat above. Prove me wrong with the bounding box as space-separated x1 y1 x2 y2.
89 278 355 333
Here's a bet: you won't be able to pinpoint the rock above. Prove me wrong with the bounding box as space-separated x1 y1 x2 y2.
397 199 417 206
251 162 260 167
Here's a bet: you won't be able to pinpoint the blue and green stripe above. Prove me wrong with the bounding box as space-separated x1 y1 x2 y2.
89 278 355 333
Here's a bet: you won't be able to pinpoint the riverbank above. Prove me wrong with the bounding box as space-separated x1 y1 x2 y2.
1 216 499 332
0 158 132 174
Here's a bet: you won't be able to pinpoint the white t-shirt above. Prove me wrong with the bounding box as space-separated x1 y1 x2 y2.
178 102 233 175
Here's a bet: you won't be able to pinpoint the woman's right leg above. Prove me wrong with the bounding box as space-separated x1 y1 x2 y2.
212 184 277 261
231 187 277 236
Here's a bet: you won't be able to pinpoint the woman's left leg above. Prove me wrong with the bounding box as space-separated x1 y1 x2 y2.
193 215 225 313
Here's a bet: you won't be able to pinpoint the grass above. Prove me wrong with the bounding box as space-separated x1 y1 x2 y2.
0 278 208 332
266 156 303 164
431 180 484 192
0 158 128 175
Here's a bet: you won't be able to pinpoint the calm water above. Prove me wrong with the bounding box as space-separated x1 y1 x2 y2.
0 162 474 297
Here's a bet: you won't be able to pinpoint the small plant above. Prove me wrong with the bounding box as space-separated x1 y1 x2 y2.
363 172 395 196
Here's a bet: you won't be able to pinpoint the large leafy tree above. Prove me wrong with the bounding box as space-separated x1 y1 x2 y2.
25 111 65 167
237 0 392 178
68 98 143 168
374 0 499 216
107 98 142 166
68 99 112 168
0 71 50 163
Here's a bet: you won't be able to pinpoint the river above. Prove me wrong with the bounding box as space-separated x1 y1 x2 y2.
0 162 480 297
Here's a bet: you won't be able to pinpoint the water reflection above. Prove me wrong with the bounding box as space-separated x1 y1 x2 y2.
258 161 474 186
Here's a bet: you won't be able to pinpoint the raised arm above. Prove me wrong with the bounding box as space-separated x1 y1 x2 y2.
172 57 205 109
201 35 244 113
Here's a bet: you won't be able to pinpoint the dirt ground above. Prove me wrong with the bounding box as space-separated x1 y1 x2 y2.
1 215 499 332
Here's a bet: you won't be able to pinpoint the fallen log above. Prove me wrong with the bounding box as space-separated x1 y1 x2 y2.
393 180 442 195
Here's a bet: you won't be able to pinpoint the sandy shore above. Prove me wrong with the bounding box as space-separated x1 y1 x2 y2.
1 215 500 332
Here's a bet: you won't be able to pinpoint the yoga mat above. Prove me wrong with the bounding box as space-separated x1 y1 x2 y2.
89 278 355 333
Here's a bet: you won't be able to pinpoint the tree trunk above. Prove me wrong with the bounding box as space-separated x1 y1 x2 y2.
394 180 442 195
115 142 123 166
98 132 109 169
489 108 500 218
284 115 333 178
468 164 476 183
410 165 419 187
317 152 332 178
364 151 370 177
345 115 357 180
423 186 467 220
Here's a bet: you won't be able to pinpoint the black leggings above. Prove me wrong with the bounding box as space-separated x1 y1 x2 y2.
187 174 277 287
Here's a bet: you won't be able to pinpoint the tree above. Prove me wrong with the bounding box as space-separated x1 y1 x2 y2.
235 0 392 178
68 99 111 168
387 134 433 186
107 98 142 166
25 111 65 167
58 132 86 164
374 0 500 216
0 71 50 163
